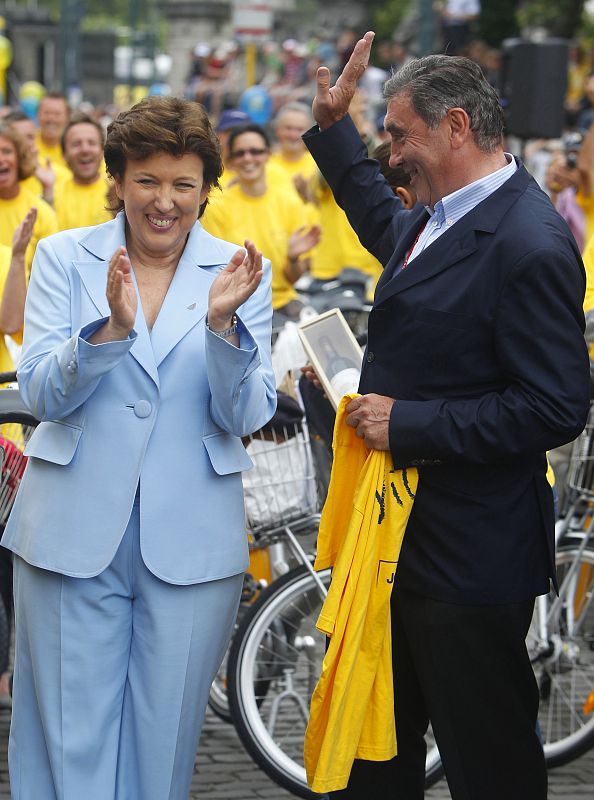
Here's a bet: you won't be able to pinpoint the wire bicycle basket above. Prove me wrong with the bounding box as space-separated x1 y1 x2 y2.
568 403 594 499
242 418 320 536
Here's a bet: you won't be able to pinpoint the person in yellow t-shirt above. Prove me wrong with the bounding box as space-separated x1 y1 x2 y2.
268 102 319 201
54 113 113 231
311 140 417 288
215 108 293 192
4 110 70 204
201 123 320 319
0 207 37 372
0 122 58 277
35 92 70 171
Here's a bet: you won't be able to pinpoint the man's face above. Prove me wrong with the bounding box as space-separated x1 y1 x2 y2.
275 111 309 157
63 122 103 184
11 119 38 161
38 98 69 142
384 93 451 209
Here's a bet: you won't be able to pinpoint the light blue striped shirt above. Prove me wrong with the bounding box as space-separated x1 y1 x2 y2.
406 154 517 265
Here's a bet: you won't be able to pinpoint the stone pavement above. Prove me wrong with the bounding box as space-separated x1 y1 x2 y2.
0 702 590 798
190 707 594 799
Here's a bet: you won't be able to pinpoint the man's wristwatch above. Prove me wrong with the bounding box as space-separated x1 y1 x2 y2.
207 314 238 338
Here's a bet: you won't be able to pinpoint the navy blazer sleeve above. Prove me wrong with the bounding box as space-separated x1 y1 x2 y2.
304 115 415 266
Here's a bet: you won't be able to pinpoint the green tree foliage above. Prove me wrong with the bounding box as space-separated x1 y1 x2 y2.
517 0 585 39
368 0 414 41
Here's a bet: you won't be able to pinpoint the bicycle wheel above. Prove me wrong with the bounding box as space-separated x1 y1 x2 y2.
528 543 594 767
227 565 444 799
208 648 233 723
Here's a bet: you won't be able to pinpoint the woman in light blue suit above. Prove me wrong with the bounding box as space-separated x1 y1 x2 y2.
1 96 276 799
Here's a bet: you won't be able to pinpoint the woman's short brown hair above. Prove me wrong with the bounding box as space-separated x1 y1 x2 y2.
0 122 36 181
104 97 222 215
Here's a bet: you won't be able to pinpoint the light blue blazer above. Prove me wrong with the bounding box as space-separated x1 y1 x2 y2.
2 212 276 584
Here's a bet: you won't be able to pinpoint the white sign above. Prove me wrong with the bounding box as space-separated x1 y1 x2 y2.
232 2 272 41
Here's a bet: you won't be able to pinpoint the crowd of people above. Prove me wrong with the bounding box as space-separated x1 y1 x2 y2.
0 20 592 800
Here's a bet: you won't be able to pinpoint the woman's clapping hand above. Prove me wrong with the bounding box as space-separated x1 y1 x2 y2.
208 240 263 330
100 246 137 341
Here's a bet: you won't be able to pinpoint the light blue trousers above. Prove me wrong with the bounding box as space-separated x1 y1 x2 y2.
9 503 243 800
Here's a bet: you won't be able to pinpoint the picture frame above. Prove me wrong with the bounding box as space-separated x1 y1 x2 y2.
297 308 364 410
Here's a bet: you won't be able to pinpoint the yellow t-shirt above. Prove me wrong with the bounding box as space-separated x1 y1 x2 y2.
35 133 69 171
311 180 382 285
54 176 112 231
0 189 58 278
20 161 71 199
201 182 310 309
268 150 318 183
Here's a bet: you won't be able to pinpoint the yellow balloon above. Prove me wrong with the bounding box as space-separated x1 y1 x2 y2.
19 80 45 101
0 36 12 71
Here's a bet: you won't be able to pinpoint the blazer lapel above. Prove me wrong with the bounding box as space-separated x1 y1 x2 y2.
375 224 480 304
150 223 230 367
74 213 160 387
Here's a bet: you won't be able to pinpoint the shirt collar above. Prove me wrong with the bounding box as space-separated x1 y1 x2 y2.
425 154 517 227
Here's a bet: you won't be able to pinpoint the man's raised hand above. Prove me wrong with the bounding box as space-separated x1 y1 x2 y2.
312 31 375 131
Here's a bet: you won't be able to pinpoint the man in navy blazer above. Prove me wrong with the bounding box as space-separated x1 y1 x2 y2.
303 32 590 799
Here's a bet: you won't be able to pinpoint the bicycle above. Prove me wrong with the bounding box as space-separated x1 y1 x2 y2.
221 391 442 797
524 408 594 766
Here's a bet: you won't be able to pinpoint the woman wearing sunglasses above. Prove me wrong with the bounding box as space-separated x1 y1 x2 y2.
202 123 320 324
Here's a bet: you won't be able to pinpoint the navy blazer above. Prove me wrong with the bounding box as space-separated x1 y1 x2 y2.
305 116 590 604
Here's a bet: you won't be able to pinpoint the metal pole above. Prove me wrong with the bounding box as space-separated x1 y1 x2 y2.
59 0 82 92
417 0 436 57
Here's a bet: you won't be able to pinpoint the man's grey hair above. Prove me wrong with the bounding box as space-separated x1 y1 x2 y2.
273 101 313 128
383 55 504 153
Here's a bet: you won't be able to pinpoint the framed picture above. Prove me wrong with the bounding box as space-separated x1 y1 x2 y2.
297 308 364 410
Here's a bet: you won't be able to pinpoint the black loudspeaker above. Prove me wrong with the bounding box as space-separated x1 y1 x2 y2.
501 38 569 140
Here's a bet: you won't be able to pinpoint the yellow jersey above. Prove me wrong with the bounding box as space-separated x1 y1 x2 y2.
305 394 418 793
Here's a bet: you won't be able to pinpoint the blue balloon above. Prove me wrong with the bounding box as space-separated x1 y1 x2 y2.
239 85 272 125
148 82 170 97
20 96 39 120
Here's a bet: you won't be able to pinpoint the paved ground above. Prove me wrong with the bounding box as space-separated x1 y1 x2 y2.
0 701 590 798
189 706 594 799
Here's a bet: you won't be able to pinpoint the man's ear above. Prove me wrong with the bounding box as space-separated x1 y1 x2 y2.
395 186 416 209
447 107 470 148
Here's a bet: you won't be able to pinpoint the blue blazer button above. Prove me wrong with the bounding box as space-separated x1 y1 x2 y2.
134 400 152 418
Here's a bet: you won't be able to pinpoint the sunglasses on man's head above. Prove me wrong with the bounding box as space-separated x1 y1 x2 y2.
229 147 268 159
